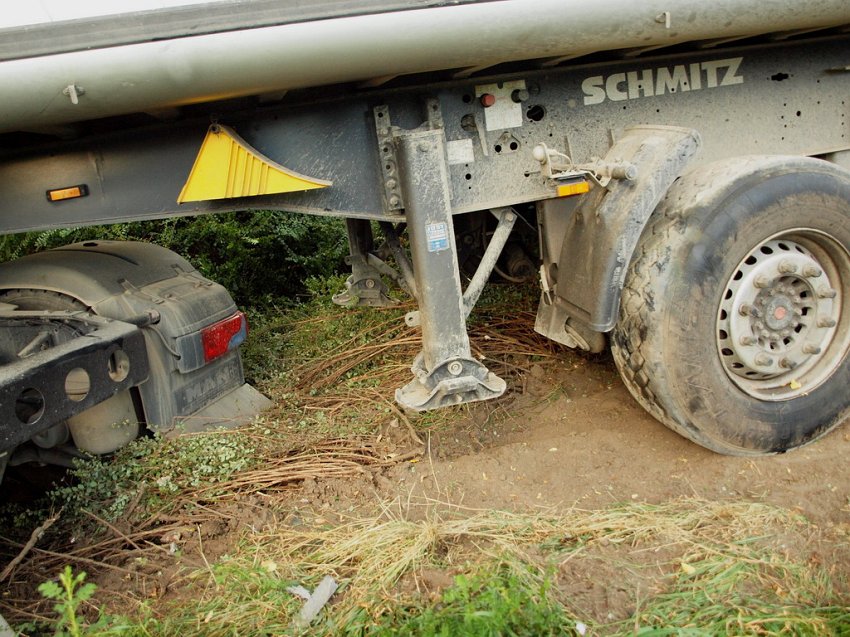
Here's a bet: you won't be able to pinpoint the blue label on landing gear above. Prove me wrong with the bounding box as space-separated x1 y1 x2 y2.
426 222 449 252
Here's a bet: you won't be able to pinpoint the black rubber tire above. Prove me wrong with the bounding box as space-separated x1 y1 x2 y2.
611 156 850 455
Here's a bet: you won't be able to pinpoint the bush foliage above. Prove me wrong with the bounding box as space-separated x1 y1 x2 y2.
0 211 348 305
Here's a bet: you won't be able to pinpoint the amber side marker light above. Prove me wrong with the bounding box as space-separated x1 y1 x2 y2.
556 180 590 198
46 184 89 202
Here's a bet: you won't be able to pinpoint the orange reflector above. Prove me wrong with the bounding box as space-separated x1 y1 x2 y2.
556 181 590 198
47 185 88 202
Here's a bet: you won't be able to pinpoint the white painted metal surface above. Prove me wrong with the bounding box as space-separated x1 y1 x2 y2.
0 0 848 133
1 0 214 28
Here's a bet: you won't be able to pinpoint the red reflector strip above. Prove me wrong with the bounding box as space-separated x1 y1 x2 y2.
202 312 247 363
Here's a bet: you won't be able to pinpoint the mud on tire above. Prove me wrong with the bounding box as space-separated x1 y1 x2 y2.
612 156 850 455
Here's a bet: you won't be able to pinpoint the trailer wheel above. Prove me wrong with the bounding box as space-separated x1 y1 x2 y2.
611 156 850 455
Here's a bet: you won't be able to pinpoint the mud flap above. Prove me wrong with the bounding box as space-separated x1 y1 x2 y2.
536 125 701 344
167 382 271 434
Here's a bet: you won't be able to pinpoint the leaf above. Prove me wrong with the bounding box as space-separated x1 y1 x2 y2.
76 582 97 602
38 581 62 599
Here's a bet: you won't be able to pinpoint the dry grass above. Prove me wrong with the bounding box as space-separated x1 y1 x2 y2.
137 497 848 635
198 438 423 496
259 290 563 421
258 498 792 600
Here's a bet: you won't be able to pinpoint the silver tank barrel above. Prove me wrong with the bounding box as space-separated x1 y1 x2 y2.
1 0 849 133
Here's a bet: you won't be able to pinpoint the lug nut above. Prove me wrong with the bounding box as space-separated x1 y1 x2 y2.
818 287 837 299
738 304 752 316
802 344 822 355
803 265 822 278
779 357 797 369
754 353 772 367
447 361 464 376
817 317 837 328
753 276 770 289
778 260 798 274
739 335 756 346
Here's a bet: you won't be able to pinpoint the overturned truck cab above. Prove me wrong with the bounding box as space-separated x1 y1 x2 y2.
0 241 269 484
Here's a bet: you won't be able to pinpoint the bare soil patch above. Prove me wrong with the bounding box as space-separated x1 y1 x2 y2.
296 350 850 527
275 350 850 627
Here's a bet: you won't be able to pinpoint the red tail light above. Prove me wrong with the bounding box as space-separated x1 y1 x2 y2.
201 311 247 363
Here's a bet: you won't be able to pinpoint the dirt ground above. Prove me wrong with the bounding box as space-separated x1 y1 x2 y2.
275 350 850 626
307 352 850 527
4 348 850 629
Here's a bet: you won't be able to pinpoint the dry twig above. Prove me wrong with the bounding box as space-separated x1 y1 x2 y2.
0 509 61 582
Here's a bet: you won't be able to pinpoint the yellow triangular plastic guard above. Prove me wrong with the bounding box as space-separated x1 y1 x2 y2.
178 125 331 203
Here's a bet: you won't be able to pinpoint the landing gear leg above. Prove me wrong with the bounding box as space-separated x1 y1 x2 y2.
394 128 505 411
333 218 394 307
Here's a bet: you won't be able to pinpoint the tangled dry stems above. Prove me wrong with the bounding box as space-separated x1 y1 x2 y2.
285 306 563 413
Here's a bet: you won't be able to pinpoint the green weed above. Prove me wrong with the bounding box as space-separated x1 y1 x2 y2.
361 562 578 637
2 429 257 538
35 566 119 637
0 212 348 305
624 550 850 635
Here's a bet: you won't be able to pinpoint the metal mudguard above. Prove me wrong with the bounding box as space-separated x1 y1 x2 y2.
538 126 701 341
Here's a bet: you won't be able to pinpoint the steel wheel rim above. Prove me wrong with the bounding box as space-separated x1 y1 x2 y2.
716 229 850 401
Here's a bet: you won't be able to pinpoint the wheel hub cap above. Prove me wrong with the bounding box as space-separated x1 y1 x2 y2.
717 236 845 399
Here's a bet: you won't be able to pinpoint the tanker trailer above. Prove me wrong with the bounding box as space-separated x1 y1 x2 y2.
0 0 848 476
